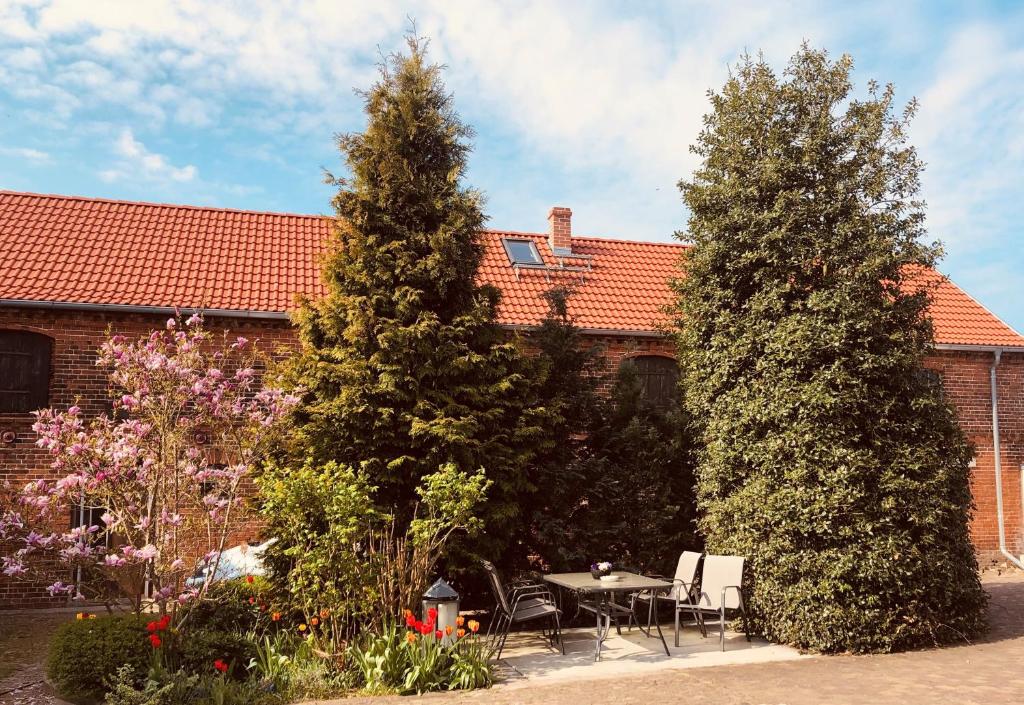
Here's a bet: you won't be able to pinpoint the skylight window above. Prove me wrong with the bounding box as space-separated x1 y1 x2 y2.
502 238 542 266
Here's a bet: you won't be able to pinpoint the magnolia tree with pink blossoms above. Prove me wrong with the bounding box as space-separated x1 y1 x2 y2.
0 314 298 613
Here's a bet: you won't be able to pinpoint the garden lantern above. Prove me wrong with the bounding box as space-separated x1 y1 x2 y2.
422 577 460 645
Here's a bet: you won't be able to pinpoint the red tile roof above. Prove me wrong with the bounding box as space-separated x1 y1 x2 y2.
1 190 1021 347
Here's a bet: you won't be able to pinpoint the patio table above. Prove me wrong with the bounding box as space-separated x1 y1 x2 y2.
544 571 672 661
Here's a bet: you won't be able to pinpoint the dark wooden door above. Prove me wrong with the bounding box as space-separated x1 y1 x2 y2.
0 331 52 412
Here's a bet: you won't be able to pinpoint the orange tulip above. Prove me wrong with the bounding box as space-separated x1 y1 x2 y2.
457 628 466 638
406 632 417 644
455 615 464 627
271 612 281 622
320 608 330 619
310 617 319 627
445 625 453 636
468 619 480 633
75 612 84 620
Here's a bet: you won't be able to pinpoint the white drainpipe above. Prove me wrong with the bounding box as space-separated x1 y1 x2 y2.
989 349 1024 569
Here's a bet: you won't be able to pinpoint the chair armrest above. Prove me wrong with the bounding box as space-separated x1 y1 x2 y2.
509 583 546 596
721 585 743 607
511 587 556 613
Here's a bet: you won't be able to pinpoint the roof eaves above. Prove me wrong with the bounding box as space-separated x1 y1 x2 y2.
0 299 291 320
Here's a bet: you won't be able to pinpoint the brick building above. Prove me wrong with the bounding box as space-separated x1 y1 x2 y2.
1 190 1022 607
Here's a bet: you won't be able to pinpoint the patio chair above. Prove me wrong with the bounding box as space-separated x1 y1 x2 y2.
481 560 564 660
677 554 751 651
629 550 705 646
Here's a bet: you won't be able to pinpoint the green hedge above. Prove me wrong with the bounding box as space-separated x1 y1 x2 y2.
47 614 150 704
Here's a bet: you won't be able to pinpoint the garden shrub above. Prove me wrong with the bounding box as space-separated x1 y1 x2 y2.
259 460 489 643
181 577 272 634
47 614 150 704
673 45 987 652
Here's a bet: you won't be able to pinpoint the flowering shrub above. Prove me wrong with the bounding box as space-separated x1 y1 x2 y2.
0 314 298 613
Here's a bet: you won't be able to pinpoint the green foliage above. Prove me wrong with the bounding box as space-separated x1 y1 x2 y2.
259 460 489 638
103 665 276 705
103 665 200 705
176 631 256 681
182 578 272 634
285 33 544 574
526 288 699 574
246 633 347 701
348 621 407 694
246 634 293 691
348 623 492 695
258 459 378 642
672 45 987 652
572 363 699 574
48 614 151 704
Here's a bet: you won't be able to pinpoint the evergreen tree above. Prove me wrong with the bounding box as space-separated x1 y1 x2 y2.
673 46 986 652
527 288 698 574
290 37 543 560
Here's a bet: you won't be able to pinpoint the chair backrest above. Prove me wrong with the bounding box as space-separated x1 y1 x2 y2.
671 550 702 599
481 560 512 615
699 555 744 609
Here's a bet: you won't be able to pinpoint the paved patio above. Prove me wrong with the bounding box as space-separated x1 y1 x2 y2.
496 618 805 686
335 569 1024 705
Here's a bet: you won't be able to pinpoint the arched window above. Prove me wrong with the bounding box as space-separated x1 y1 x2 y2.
624 355 680 408
0 331 52 413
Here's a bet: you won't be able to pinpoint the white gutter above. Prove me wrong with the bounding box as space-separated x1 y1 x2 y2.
934 343 1024 354
988 349 1024 569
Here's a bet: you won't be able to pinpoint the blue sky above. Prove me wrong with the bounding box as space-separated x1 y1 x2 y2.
1 1 1022 332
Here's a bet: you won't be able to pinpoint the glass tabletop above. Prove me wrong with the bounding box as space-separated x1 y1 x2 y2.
544 571 672 593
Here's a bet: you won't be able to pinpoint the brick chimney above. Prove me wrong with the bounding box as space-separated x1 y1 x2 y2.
548 206 572 254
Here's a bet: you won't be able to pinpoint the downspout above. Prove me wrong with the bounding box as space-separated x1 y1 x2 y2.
989 349 1024 569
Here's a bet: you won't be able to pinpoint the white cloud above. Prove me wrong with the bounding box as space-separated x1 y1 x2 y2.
100 128 197 183
0 146 51 163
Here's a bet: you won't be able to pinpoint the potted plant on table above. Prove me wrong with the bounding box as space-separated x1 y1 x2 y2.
590 562 613 579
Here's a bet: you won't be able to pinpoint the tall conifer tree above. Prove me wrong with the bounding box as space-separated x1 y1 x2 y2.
291 37 543 553
673 46 986 652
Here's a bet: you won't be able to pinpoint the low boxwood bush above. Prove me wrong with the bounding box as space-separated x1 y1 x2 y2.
47 614 150 704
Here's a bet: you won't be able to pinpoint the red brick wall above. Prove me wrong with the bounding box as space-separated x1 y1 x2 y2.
926 349 1024 566
1 307 1019 607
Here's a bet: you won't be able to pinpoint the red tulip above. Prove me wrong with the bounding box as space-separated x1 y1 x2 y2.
149 634 161 648
405 613 416 627
245 575 254 584
435 630 443 639
213 659 229 673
